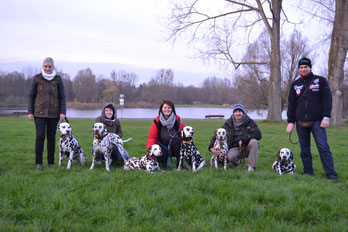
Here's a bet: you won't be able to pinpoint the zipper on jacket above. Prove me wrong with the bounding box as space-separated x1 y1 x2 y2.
305 78 309 120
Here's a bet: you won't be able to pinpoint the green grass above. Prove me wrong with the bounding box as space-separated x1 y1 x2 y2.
0 118 348 231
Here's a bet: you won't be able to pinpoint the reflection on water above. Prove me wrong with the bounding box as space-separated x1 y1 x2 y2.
0 107 288 120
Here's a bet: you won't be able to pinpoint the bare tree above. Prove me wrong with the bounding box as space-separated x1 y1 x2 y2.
281 30 311 109
56 70 74 102
111 70 138 103
300 0 348 125
328 0 348 125
201 76 235 105
72 68 98 103
166 0 284 121
233 30 311 112
152 69 174 86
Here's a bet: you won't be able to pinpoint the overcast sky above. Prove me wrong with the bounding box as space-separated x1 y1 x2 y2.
0 0 332 84
0 0 221 79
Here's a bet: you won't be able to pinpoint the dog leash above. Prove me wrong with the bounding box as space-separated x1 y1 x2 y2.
163 117 183 169
57 116 70 131
289 127 299 145
60 116 69 124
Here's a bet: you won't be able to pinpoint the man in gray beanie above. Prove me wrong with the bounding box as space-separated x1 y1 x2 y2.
208 103 262 171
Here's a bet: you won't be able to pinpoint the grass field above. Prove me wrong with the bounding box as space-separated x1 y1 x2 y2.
0 117 348 231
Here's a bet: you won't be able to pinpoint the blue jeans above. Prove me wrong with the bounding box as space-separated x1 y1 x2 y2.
296 121 337 177
93 148 130 163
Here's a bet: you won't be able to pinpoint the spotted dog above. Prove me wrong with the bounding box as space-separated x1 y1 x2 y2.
58 122 86 169
210 128 229 170
124 145 162 173
177 126 205 172
272 148 296 175
90 122 132 172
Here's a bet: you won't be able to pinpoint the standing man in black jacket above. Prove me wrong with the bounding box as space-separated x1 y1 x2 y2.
286 57 337 180
209 104 262 172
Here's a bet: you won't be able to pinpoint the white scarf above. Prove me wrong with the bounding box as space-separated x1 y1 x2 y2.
160 112 176 130
41 69 56 81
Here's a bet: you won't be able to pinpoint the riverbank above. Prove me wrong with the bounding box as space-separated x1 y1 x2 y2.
0 102 233 110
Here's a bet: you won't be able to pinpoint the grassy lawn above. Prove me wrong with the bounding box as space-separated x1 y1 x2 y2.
0 117 347 231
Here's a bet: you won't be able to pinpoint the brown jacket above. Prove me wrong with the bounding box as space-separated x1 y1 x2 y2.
28 74 66 118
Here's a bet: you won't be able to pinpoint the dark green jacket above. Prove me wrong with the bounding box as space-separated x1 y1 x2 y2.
28 74 66 118
208 114 262 150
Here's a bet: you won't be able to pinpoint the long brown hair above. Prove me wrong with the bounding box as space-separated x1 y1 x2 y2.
158 100 176 115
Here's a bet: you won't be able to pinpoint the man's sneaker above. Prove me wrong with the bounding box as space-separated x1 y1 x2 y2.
248 167 254 172
48 164 55 168
36 164 42 169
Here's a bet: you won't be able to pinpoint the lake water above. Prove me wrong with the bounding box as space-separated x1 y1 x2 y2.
0 107 288 120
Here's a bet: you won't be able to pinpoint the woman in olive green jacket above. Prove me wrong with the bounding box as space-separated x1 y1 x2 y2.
28 57 66 168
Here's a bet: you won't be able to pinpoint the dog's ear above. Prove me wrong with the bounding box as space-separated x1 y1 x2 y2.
277 151 280 160
147 146 152 154
290 151 294 160
181 130 185 139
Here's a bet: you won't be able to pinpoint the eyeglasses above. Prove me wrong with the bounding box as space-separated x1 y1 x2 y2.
44 65 52 68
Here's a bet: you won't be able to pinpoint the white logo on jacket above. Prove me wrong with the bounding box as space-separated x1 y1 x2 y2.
294 85 303 96
310 78 320 92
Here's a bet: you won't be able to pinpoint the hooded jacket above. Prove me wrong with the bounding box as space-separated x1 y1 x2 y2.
95 103 123 137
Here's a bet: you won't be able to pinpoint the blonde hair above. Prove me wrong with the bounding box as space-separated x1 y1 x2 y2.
43 57 54 66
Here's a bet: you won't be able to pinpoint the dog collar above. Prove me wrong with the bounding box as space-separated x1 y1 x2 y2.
182 139 193 144
147 154 156 160
95 133 108 140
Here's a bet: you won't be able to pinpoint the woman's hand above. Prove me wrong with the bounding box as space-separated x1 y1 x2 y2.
210 147 221 157
28 114 34 120
60 114 66 120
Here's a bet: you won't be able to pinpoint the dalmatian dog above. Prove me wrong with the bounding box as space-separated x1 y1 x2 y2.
58 122 87 169
177 126 205 172
124 145 162 173
210 128 229 170
90 122 132 172
272 148 296 175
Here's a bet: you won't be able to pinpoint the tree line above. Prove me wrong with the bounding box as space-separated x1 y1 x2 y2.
1 30 347 116
0 68 236 108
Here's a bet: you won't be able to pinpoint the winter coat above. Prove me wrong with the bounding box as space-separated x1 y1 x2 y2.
287 72 332 123
146 115 185 149
28 73 66 118
95 102 123 137
208 114 262 150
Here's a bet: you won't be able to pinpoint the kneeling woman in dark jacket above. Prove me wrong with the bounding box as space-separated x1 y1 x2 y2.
95 103 130 163
147 100 185 168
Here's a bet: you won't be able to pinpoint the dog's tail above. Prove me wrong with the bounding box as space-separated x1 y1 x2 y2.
122 137 132 143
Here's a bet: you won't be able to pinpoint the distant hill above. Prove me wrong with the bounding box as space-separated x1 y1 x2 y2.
0 60 217 87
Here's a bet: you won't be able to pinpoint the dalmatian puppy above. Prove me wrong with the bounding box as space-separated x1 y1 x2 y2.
210 128 229 170
272 148 296 175
124 145 162 173
58 122 86 169
177 126 205 172
90 122 131 172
